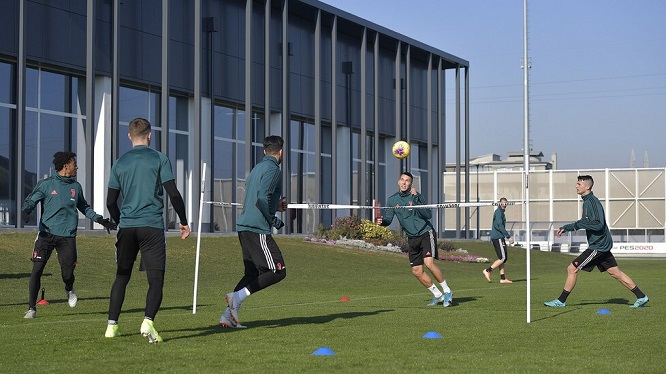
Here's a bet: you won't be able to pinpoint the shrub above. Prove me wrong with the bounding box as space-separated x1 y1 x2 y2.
359 219 394 244
324 215 363 240
438 241 456 252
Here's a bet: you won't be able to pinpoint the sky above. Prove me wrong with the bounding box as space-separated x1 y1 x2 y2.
318 0 666 170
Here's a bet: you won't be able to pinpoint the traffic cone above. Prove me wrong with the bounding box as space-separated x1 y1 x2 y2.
37 287 49 305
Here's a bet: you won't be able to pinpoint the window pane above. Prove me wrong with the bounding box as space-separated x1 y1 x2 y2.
0 62 14 103
40 70 68 112
0 107 14 225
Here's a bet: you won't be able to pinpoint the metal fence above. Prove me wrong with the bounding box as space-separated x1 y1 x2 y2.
441 168 666 245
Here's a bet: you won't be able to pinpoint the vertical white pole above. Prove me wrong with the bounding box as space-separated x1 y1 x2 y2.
523 0 532 323
193 162 207 314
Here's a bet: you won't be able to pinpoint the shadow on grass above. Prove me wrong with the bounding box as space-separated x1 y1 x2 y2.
71 304 201 317
449 296 478 306
576 298 630 306
0 272 52 280
530 307 581 322
165 309 395 340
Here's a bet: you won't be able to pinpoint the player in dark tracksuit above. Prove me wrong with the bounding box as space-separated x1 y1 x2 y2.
21 151 116 319
221 135 288 329
377 172 453 307
482 197 515 284
544 175 649 308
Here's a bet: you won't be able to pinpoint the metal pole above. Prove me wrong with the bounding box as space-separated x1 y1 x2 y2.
476 164 480 239
523 0 532 324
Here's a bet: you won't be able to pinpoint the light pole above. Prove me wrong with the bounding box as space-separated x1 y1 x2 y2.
476 164 480 239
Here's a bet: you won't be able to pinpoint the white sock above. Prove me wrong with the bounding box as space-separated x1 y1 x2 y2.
428 284 443 298
440 281 451 293
108 320 117 325
235 287 251 303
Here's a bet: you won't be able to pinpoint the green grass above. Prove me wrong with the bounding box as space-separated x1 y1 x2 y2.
0 232 663 373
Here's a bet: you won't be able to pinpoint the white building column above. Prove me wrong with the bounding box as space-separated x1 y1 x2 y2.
93 76 112 227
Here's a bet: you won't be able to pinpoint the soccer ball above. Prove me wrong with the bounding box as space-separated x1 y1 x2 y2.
392 141 410 159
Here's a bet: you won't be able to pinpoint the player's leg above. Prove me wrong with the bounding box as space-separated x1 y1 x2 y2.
26 233 53 316
420 230 452 304
483 239 507 282
108 228 139 322
409 238 444 305
241 233 287 294
137 227 167 320
55 236 78 306
423 230 444 283
600 254 649 307
545 249 598 307
233 232 262 292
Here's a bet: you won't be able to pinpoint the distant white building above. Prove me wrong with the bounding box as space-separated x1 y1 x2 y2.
446 151 556 172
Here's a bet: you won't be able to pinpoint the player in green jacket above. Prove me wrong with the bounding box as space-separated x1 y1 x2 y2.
377 172 453 307
482 197 515 284
21 151 116 319
221 135 288 329
544 175 649 308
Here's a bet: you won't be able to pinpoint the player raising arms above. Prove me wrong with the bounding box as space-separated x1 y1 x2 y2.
376 172 453 307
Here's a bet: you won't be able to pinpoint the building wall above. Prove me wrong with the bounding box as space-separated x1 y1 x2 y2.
0 0 469 233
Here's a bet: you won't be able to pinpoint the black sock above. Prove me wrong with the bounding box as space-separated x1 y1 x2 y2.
500 274 506 280
485 267 493 273
558 289 570 303
631 286 646 299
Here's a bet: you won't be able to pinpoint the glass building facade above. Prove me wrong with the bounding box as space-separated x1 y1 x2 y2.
0 0 469 233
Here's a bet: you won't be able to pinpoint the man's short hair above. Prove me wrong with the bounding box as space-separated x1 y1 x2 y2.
263 135 284 154
401 172 414 181
129 117 151 139
53 151 76 171
578 174 594 188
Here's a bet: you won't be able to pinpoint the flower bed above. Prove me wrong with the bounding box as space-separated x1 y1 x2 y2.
304 237 489 262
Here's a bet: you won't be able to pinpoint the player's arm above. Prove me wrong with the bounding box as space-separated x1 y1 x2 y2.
570 200 605 232
106 187 121 224
164 180 191 239
412 193 432 219
378 198 395 226
163 180 188 226
21 180 46 221
75 184 102 222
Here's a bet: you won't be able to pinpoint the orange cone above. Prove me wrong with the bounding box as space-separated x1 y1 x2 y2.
37 288 49 305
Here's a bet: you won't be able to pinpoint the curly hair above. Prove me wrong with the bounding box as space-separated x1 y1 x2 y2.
53 151 76 171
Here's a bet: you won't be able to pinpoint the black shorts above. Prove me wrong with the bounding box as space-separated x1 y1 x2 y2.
572 249 618 272
115 227 166 271
32 231 77 267
407 229 437 267
491 238 509 263
238 231 285 273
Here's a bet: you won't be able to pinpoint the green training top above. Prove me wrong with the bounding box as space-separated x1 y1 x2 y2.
380 190 433 238
490 207 511 240
236 155 283 234
560 191 613 252
108 145 175 230
22 174 102 238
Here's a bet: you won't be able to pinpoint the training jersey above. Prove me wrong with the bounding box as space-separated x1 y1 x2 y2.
380 190 433 238
237 155 282 234
22 174 101 238
560 191 613 252
108 145 175 230
490 207 511 240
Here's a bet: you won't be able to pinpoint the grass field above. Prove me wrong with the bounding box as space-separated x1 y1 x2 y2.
0 232 663 373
